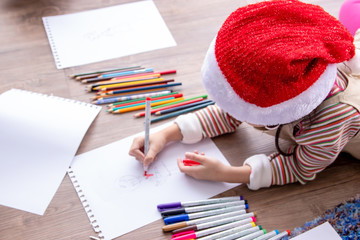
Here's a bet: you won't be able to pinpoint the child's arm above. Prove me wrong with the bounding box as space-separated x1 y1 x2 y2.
177 152 251 183
175 104 241 144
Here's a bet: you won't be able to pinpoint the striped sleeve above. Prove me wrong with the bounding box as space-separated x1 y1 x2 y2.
194 104 242 138
270 102 360 185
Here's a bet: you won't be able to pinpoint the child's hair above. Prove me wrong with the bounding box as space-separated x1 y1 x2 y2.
275 108 318 157
275 125 293 157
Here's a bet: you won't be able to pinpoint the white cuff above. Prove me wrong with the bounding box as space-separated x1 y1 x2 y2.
174 113 203 144
243 154 272 190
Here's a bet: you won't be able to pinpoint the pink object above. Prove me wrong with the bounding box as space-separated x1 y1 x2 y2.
339 0 360 36
171 230 196 240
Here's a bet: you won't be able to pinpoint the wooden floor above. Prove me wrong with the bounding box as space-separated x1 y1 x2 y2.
0 0 358 239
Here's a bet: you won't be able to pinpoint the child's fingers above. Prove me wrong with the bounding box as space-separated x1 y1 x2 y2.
177 158 199 175
129 136 146 162
184 152 208 164
143 148 157 167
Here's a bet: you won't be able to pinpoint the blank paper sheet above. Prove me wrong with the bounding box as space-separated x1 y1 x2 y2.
0 89 101 215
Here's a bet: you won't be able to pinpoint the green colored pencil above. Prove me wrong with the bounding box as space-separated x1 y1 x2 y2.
151 94 208 109
151 101 214 123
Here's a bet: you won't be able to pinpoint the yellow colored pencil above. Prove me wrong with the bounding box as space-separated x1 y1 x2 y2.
94 78 165 91
85 73 161 85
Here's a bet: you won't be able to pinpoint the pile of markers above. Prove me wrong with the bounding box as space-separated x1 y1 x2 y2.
157 196 291 240
70 66 214 122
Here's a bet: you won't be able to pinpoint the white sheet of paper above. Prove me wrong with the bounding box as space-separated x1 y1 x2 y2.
292 222 342 240
69 124 239 240
0 89 101 215
42 0 176 69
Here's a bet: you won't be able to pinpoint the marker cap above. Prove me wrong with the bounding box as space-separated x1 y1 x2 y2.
171 231 196 240
172 225 197 234
158 202 182 211
161 208 186 217
164 214 190 225
162 221 188 232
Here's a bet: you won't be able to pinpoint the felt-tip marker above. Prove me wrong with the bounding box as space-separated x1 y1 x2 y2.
158 196 243 212
199 225 261 240
171 219 255 240
234 229 267 240
267 230 291 240
143 97 151 176
161 200 247 217
172 215 256 234
162 210 251 232
164 205 248 224
253 230 279 240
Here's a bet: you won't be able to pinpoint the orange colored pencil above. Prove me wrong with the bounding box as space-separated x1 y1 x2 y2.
95 79 174 92
86 73 161 86
96 82 171 96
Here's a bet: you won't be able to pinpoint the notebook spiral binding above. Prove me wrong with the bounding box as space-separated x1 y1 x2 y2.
42 17 62 69
12 89 100 109
68 167 105 240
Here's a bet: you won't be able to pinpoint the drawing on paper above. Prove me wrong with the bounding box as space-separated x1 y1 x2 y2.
115 159 175 191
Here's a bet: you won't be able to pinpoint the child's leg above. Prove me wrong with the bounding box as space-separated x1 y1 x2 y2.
339 0 360 36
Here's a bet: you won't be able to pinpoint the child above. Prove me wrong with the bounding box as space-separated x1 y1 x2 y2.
129 0 360 190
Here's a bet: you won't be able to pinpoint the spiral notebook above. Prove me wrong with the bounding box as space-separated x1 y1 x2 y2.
69 124 239 240
0 89 101 215
42 0 176 69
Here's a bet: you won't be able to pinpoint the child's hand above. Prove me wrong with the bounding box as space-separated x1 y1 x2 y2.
128 123 183 168
128 131 168 168
177 151 230 182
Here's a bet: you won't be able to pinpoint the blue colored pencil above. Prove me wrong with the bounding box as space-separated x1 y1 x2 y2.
92 90 172 104
100 82 182 95
99 68 153 78
151 101 215 123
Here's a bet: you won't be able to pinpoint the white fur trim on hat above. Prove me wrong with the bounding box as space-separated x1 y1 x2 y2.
201 38 338 125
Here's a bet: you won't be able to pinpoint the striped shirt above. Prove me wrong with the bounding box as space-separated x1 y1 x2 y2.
194 72 360 186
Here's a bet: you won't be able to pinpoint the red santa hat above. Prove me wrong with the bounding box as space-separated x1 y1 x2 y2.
201 0 355 125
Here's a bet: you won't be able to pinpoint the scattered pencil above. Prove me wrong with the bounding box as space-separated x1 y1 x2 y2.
70 66 142 79
151 101 215 123
71 66 214 121
92 90 173 104
155 99 214 116
112 97 185 114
